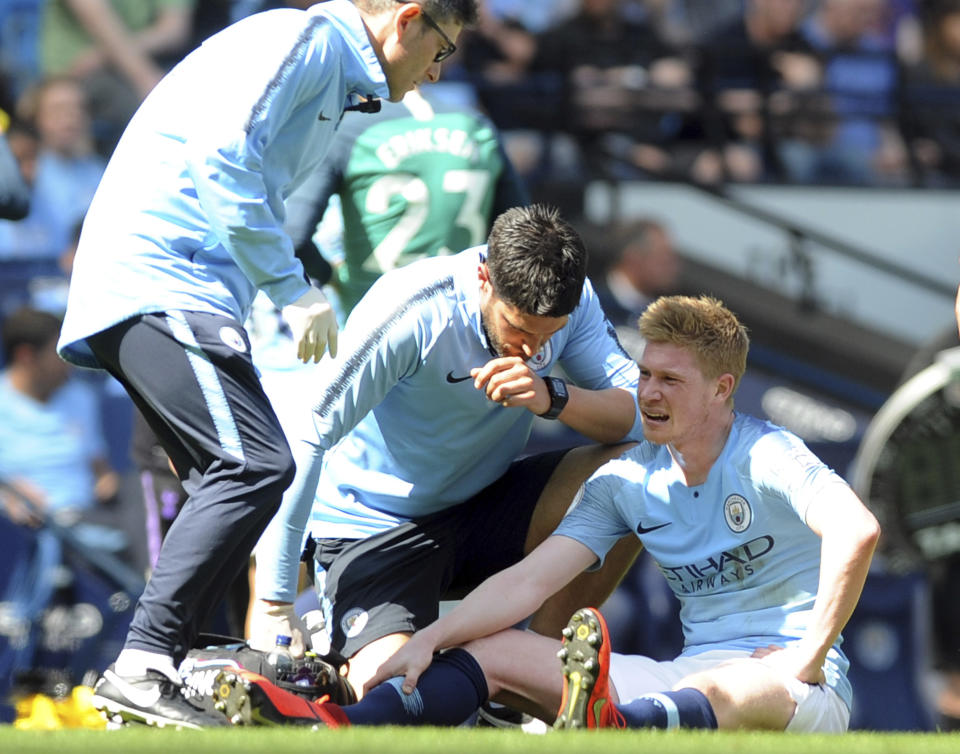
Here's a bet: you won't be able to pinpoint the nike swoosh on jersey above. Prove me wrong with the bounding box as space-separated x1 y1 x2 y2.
636 521 672 535
446 371 472 383
103 669 162 708
318 112 330 121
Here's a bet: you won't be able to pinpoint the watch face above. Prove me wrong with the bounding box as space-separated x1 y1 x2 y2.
852 349 960 571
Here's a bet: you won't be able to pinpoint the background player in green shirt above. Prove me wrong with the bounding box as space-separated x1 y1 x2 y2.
284 83 529 316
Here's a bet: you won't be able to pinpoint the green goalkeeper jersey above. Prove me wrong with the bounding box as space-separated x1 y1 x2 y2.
284 89 528 313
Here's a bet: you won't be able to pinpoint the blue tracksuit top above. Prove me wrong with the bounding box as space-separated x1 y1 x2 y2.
58 0 388 367
255 247 644 600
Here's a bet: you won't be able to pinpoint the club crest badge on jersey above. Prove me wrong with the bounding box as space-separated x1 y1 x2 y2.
526 342 553 372
341 608 369 639
723 494 752 533
219 326 247 353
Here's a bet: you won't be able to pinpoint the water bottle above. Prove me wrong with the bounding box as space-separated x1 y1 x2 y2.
266 633 295 676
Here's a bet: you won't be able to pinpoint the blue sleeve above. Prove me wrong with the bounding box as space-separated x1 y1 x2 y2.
254 272 430 600
554 467 634 570
254 430 327 601
182 28 343 310
558 278 643 441
751 430 852 525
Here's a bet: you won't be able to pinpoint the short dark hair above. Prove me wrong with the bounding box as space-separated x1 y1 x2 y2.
1 307 62 365
486 205 587 317
353 0 479 26
423 0 477 25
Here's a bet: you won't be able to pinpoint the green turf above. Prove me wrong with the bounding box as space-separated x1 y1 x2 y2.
2 727 959 754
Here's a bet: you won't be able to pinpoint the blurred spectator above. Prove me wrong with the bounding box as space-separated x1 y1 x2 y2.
39 0 196 156
462 3 538 87
0 128 30 222
693 0 822 183
2 120 39 191
0 308 120 533
591 217 681 331
0 307 127 690
189 1 325 48
456 4 548 182
484 0 578 34
901 0 960 185
640 0 744 47
779 0 905 185
129 410 185 573
0 76 105 260
0 1 44 107
532 0 694 180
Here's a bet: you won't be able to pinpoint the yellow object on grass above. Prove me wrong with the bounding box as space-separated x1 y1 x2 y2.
13 686 106 730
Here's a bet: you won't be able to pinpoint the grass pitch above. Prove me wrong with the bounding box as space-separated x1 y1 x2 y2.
2 727 959 754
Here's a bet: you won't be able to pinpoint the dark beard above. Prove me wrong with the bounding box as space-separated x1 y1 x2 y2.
479 313 503 358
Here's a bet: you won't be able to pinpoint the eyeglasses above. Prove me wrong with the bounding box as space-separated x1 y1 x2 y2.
395 1 457 63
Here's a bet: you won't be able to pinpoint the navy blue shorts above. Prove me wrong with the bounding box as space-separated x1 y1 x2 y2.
312 448 570 658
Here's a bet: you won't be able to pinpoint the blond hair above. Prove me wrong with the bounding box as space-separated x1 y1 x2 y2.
639 295 749 393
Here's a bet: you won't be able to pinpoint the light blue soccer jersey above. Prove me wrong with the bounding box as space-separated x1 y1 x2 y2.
57 0 388 368
312 247 643 534
255 246 643 600
0 374 106 512
554 412 855 709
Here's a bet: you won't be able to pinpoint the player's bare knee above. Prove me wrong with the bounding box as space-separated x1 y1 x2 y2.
458 633 508 696
344 632 412 698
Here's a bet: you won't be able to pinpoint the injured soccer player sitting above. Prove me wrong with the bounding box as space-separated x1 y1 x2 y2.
212 295 880 733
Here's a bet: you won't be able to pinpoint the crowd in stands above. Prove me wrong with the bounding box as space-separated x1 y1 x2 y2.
0 1 957 267
2 0 956 328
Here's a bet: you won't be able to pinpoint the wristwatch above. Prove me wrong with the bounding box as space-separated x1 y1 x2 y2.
539 376 569 420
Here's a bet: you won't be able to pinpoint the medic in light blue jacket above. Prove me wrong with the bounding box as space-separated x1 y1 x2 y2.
58 0 388 367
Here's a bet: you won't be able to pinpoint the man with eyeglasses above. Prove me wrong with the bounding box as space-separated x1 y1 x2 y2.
57 0 477 729
397 0 459 62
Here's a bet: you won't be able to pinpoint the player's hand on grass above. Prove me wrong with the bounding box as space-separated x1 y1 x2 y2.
364 634 436 696
282 287 338 363
752 643 826 685
247 599 306 658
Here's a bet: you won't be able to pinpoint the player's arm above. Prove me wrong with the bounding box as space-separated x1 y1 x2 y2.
184 31 343 361
472 356 637 443
249 430 328 656
251 286 427 650
285 140 346 286
554 279 644 442
473 279 641 443
766 483 880 683
552 383 637 443
366 535 596 693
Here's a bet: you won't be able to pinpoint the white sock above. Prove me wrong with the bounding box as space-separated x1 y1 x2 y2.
115 649 180 684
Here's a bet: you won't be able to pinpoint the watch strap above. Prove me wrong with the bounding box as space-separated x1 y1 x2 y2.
539 376 569 420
